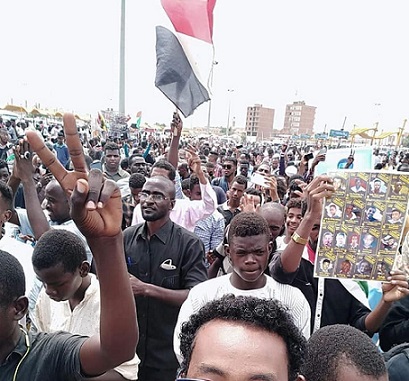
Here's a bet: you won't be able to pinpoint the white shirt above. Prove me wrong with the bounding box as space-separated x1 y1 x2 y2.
32 274 139 380
173 274 311 363
0 234 34 297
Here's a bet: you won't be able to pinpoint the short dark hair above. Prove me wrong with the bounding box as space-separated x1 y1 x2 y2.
303 324 387 381
181 178 190 191
0 159 10 173
244 187 262 204
0 250 25 307
0 181 13 209
228 212 269 242
179 294 306 381
189 174 200 192
151 159 176 181
32 229 87 273
104 141 120 152
223 156 237 167
129 173 146 189
232 174 248 189
286 198 302 213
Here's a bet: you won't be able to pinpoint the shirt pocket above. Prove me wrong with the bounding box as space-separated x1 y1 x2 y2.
160 274 181 289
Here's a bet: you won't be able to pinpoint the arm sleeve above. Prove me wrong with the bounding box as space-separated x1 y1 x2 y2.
269 253 299 285
379 298 409 352
180 237 208 290
186 182 217 228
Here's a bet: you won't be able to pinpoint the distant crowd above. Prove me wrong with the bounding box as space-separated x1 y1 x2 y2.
0 111 409 380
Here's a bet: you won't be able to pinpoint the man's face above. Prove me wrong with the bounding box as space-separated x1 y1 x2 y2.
322 261 330 271
227 234 270 289
363 235 374 248
239 164 249 177
229 182 245 207
140 179 173 222
286 207 302 235
34 262 83 302
345 205 353 214
190 184 202 201
341 261 351 274
178 164 189 178
222 160 236 177
0 168 10 183
329 205 336 216
359 261 371 274
351 236 358 246
355 179 361 188
185 320 290 381
391 210 401 221
336 234 346 246
367 208 376 219
323 233 333 247
271 158 279 169
260 211 285 242
104 149 121 172
44 183 70 223
394 182 402 192
257 164 270 175
0 131 9 145
129 157 147 175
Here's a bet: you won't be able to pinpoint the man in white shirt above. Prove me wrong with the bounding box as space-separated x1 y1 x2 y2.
31 229 139 380
174 212 311 362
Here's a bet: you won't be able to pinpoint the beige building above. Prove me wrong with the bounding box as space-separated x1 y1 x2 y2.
281 101 316 136
245 104 275 141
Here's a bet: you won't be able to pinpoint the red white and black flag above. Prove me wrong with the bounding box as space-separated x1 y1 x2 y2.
155 0 217 118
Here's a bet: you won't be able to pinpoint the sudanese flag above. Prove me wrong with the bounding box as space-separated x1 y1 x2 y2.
155 0 217 118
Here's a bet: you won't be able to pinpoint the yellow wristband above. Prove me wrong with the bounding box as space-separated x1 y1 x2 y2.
292 232 308 245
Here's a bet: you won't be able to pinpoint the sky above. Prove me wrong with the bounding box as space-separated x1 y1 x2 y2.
1 0 408 134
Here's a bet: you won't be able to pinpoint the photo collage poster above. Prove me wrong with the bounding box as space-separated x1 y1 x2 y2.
315 170 409 281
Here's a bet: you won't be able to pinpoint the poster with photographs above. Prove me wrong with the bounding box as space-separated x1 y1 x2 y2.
314 170 409 281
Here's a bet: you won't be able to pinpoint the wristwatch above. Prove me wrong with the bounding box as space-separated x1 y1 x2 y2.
291 232 308 245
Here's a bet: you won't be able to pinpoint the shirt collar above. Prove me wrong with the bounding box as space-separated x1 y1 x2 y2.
4 328 29 364
135 219 173 244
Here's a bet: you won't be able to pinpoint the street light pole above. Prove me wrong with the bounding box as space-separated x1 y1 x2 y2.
226 89 234 137
206 61 218 135
119 0 126 115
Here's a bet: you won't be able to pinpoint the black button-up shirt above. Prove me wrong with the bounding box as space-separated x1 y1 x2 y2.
123 219 207 371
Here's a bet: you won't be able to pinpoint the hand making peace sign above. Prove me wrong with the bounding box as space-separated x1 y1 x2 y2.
25 113 122 238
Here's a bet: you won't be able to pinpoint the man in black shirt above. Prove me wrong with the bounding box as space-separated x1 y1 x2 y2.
124 175 207 381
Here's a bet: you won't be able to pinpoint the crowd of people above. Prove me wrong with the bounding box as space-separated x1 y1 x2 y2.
0 111 409 380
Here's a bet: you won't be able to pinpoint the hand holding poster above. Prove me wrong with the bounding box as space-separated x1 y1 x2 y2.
315 170 409 281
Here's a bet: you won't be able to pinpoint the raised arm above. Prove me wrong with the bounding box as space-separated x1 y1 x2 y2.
280 175 334 273
26 113 138 376
167 111 182 169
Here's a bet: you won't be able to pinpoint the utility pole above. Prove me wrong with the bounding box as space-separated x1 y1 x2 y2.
119 0 126 115
226 89 234 137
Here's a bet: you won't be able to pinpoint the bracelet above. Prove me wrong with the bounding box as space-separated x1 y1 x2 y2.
291 232 308 245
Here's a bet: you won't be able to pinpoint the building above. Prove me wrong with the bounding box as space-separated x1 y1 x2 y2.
281 101 316 136
245 104 275 141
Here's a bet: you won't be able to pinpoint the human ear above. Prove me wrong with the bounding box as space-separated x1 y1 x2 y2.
13 296 29 321
79 261 91 277
2 209 12 224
